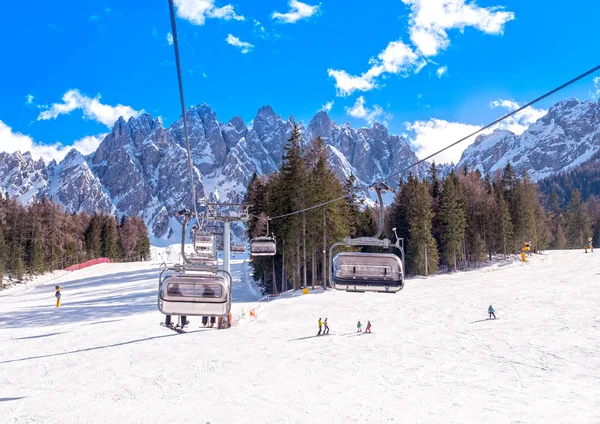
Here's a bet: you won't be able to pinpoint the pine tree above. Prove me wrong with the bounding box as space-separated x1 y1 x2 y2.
134 218 151 260
84 215 102 259
407 180 438 276
565 189 591 249
493 183 513 257
14 255 25 281
101 216 119 259
439 172 467 271
549 189 567 249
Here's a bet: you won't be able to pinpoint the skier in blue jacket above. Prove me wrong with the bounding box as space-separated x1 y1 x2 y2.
488 305 496 319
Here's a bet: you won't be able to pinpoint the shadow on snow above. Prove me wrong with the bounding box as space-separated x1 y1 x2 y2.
0 329 209 364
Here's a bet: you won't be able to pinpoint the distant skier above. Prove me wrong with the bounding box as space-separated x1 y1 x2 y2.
55 285 62 308
323 318 329 335
317 318 323 336
357 320 362 332
488 305 496 320
585 237 593 253
365 320 372 333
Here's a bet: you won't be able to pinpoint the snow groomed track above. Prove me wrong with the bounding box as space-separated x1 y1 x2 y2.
1 251 599 423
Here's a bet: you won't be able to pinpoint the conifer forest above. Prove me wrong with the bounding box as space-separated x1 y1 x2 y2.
0 195 151 284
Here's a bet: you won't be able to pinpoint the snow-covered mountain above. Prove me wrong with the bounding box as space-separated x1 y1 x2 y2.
0 105 422 245
5 98 597 243
458 98 600 180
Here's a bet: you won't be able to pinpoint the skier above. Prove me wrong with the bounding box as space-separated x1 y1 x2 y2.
357 320 362 332
365 320 372 333
317 318 323 336
55 285 62 308
585 237 593 253
488 305 496 320
323 318 329 335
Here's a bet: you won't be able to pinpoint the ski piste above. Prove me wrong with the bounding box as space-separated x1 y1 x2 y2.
2 250 600 423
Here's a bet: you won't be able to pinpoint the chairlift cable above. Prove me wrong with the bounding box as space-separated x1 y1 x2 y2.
168 0 201 228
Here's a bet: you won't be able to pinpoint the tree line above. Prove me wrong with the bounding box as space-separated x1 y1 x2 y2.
0 194 151 284
245 126 597 294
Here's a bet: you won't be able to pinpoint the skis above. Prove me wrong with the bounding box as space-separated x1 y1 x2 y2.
160 322 186 333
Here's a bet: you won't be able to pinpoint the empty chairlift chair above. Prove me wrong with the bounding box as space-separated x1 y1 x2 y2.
332 252 403 293
231 243 246 254
189 230 217 265
250 236 276 256
329 182 405 294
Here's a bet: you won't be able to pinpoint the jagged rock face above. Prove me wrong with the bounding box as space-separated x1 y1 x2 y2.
306 113 425 185
44 149 113 215
458 98 600 180
168 105 228 176
0 151 48 202
89 113 204 240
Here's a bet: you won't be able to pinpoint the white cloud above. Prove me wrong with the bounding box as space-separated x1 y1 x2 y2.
328 0 513 96
327 69 375 97
405 98 548 164
402 0 515 56
0 119 105 163
272 0 319 24
490 99 547 134
167 32 174 45
436 65 448 78
591 77 600 100
37 89 142 128
321 100 334 112
329 40 424 97
345 96 387 125
71 134 106 156
226 34 254 54
174 0 244 26
406 118 482 164
26 94 35 104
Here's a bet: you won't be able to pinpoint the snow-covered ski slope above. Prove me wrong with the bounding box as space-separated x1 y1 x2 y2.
1 251 599 423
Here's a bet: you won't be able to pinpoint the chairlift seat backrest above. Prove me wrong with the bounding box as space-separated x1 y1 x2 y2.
250 237 276 256
158 272 231 316
332 252 403 292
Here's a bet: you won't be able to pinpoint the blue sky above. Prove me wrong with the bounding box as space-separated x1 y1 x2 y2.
1 0 599 164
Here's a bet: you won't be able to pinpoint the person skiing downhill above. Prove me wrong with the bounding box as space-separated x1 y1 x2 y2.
317 318 323 336
357 320 362 332
365 320 372 333
585 237 593 253
323 318 329 335
488 305 496 319
55 285 62 307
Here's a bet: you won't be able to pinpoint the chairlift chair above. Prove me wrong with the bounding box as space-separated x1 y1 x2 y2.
249 217 276 257
158 267 232 317
157 210 232 317
330 182 405 293
250 236 276 256
231 243 246 254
